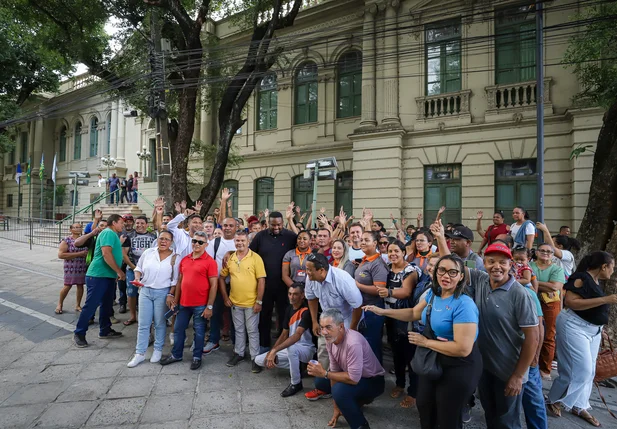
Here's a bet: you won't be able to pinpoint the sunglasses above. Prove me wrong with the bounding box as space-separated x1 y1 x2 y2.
191 239 206 245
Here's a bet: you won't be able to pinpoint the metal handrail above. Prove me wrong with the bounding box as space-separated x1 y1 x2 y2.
56 189 120 224
135 191 155 209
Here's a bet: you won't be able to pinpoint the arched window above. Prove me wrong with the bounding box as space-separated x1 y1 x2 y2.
258 74 278 130
74 122 82 160
292 175 314 212
59 126 67 162
106 113 112 155
254 177 274 214
294 62 318 125
89 117 98 157
337 51 362 118
335 171 354 215
222 179 239 215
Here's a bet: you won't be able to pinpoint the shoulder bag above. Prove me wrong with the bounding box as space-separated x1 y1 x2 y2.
594 334 617 419
411 293 443 380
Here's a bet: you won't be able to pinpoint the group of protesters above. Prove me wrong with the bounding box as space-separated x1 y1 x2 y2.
56 187 615 429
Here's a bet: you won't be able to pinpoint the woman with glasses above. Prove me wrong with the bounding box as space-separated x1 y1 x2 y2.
282 231 312 287
476 211 509 255
364 254 481 429
331 239 355 277
127 230 181 367
378 237 392 263
530 243 566 380
56 222 89 314
355 231 389 362
406 230 435 272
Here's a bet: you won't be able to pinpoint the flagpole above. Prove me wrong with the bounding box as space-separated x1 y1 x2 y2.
17 178 21 219
52 153 57 222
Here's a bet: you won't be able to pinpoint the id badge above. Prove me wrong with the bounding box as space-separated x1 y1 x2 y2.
296 269 306 279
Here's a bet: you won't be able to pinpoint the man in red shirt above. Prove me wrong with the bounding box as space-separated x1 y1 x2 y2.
160 231 218 370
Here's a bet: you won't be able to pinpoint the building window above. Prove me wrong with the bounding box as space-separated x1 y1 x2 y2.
425 20 461 95
222 179 239 215
7 194 13 208
59 127 67 162
254 177 274 214
18 193 23 207
20 131 28 162
424 164 461 225
106 114 112 155
495 4 536 85
258 74 278 130
335 172 353 215
74 122 82 160
8 147 15 165
292 175 314 212
295 62 318 125
495 159 537 221
337 51 362 118
89 117 98 157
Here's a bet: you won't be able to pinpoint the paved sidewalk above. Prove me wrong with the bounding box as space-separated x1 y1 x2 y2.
0 240 616 428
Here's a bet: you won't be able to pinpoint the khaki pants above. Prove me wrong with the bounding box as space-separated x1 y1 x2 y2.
317 335 329 370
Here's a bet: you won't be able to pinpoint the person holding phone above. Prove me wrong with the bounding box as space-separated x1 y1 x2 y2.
127 231 180 368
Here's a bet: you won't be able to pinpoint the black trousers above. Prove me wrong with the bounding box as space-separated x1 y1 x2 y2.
385 318 419 397
259 282 288 348
416 343 482 429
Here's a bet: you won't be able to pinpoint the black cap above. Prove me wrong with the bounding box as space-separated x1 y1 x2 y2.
445 224 474 242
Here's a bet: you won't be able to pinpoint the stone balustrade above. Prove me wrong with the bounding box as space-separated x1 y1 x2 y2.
415 89 471 120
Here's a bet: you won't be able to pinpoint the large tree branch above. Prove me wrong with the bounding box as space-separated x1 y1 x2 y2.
146 0 196 41
195 0 211 27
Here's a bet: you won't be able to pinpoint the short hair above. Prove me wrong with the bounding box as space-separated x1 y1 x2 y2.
307 252 329 271
159 230 173 241
107 214 123 225
412 229 434 243
559 225 570 232
317 228 331 237
290 282 305 294
163 212 174 218
136 215 148 223
269 211 283 220
222 217 237 226
203 220 215 227
194 231 208 239
388 240 406 254
235 230 249 237
512 247 530 257
363 230 381 243
349 222 364 231
187 213 203 222
320 308 344 326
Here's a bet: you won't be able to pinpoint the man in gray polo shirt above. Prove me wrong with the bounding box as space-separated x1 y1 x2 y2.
466 242 539 429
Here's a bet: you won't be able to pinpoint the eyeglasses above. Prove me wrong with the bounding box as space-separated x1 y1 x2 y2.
191 239 206 245
379 241 389 246
436 267 461 278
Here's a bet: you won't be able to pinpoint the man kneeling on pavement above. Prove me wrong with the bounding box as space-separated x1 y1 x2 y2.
254 282 316 397
308 308 385 429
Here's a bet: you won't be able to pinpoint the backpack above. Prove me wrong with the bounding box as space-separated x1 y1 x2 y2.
212 237 222 260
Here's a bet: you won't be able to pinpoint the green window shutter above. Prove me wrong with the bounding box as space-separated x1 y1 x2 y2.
254 177 274 213
308 82 318 123
74 125 82 160
425 21 461 95
295 62 318 125
89 118 98 157
495 5 536 84
270 91 277 128
59 129 66 162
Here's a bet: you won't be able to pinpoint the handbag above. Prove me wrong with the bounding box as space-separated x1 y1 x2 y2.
594 334 617 419
411 293 443 380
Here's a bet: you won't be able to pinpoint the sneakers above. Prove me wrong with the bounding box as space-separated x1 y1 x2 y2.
151 350 162 363
226 354 245 367
73 334 88 348
99 329 123 339
281 383 303 398
252 360 262 373
118 304 127 314
462 405 472 423
110 317 120 324
127 354 145 368
305 388 332 401
191 358 202 370
160 355 182 366
203 342 220 355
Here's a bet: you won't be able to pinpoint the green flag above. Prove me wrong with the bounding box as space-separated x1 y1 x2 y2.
39 153 45 180
26 158 31 184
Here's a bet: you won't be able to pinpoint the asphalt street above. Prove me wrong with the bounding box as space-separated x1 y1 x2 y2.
0 239 616 428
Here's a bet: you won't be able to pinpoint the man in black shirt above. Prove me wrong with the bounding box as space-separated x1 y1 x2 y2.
249 211 297 349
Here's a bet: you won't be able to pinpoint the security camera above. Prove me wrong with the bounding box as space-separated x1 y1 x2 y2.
123 110 138 117
69 171 91 178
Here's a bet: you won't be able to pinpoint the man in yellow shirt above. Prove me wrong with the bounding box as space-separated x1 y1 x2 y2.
219 230 266 373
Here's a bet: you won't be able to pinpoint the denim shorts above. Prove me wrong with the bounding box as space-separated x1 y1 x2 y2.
125 268 138 298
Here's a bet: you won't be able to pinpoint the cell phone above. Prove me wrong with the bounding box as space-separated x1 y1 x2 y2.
130 280 144 287
354 258 363 263
464 260 476 269
164 307 179 320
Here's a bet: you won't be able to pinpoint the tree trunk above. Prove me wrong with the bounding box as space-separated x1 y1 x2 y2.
170 84 198 205
604 224 617 336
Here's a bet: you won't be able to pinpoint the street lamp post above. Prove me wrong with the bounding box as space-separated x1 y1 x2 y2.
101 155 117 203
136 146 152 181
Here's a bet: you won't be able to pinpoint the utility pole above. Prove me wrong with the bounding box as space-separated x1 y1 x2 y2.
149 8 172 210
536 0 545 224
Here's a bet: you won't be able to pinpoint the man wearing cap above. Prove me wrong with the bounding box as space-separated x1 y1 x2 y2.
117 214 135 312
464 242 539 429
446 223 485 271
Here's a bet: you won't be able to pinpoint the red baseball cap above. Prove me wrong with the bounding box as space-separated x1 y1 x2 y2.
484 242 512 259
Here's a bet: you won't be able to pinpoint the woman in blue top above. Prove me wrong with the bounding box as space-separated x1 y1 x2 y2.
364 254 482 429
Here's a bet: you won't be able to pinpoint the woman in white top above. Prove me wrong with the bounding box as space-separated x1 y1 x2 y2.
536 222 576 277
127 231 181 367
510 206 535 249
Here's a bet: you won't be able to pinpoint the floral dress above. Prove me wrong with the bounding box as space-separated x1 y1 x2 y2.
63 236 88 285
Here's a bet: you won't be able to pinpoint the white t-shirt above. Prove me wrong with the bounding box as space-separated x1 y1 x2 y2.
206 237 236 272
348 246 365 261
510 222 535 239
554 250 575 277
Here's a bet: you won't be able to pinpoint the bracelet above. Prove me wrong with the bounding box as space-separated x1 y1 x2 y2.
167 294 175 298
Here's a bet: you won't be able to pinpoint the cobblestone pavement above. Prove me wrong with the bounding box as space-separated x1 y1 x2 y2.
0 240 616 428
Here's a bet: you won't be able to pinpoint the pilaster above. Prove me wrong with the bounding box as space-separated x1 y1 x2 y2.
359 4 377 128
382 0 401 126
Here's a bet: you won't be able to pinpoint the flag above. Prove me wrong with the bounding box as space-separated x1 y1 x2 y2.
39 153 45 181
16 163 22 185
51 153 57 183
26 158 31 185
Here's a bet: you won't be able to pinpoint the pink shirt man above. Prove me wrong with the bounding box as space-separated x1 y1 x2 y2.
327 329 385 382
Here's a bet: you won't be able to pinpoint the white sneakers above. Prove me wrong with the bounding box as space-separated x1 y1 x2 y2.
127 354 145 368
151 350 162 363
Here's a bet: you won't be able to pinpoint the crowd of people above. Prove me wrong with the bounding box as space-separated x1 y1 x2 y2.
55 188 616 429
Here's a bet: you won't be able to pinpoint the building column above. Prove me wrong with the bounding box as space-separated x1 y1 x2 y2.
117 99 126 163
33 118 44 171
382 0 400 125
110 100 118 158
360 4 377 127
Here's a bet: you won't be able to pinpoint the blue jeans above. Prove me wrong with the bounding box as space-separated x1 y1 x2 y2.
209 292 235 344
479 369 524 429
172 305 207 360
133 190 138 203
315 376 385 429
110 188 118 204
75 276 115 336
359 307 385 363
523 366 548 429
125 268 138 297
136 287 169 355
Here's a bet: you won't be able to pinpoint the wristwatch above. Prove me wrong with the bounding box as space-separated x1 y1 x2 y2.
207 305 213 310
325 370 329 379
256 300 263 305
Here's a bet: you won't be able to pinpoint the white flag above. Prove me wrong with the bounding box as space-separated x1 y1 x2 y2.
52 153 57 183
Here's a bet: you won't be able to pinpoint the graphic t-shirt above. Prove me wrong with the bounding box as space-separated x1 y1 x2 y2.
125 231 157 265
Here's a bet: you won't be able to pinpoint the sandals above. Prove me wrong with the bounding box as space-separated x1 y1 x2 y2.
546 402 562 417
54 308 63 315
572 407 601 427
75 306 82 312
400 395 416 408
123 319 137 326
221 334 231 342
390 387 404 398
